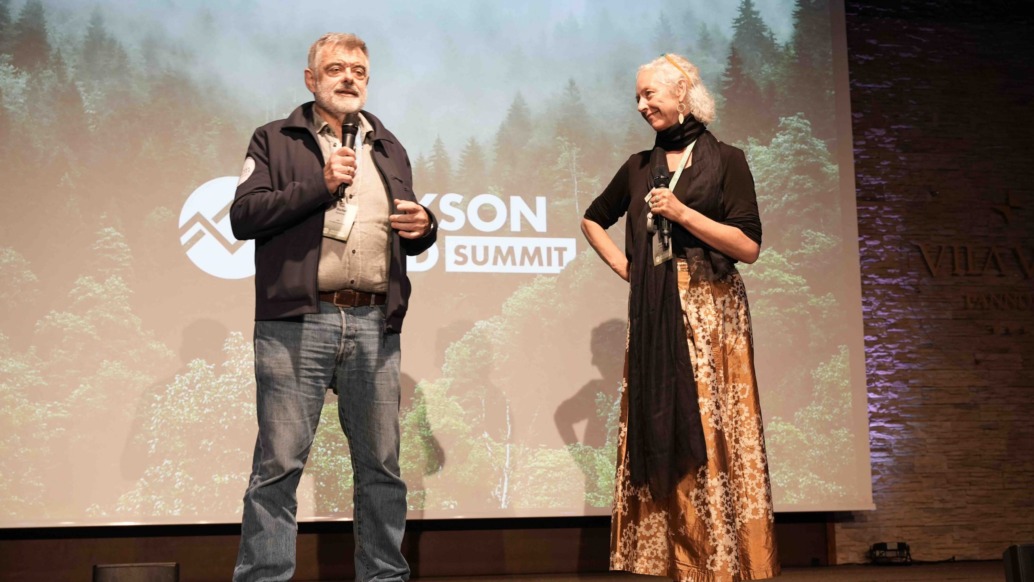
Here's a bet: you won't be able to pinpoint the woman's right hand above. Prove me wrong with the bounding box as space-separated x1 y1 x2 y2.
582 218 630 283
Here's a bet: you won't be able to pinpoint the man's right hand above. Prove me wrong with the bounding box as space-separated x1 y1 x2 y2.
324 146 357 195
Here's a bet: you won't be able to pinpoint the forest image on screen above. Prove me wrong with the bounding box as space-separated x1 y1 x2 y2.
0 0 870 526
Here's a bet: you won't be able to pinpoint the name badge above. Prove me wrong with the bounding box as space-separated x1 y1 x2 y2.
323 199 359 241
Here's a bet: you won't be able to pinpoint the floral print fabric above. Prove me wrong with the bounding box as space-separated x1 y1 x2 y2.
611 257 780 582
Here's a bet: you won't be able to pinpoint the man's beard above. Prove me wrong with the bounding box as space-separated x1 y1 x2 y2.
314 81 366 117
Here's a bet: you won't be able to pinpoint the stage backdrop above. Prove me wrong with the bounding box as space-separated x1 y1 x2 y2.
0 0 871 526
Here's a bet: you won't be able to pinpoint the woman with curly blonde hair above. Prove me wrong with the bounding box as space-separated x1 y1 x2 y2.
582 53 780 581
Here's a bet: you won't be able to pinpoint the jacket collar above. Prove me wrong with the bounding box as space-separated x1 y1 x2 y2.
284 102 396 145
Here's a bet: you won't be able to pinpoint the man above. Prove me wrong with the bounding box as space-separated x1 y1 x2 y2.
230 33 436 582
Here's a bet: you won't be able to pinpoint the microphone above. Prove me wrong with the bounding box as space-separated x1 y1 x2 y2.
651 155 672 241
336 113 361 198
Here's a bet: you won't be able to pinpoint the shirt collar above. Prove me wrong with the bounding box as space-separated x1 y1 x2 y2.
311 111 374 143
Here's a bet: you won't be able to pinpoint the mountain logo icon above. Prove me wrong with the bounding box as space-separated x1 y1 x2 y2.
179 177 254 280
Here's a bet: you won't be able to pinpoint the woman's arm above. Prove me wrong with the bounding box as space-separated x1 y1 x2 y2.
581 218 629 281
650 193 760 263
671 204 760 263
648 146 762 264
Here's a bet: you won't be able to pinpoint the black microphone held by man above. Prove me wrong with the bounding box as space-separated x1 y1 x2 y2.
335 112 361 199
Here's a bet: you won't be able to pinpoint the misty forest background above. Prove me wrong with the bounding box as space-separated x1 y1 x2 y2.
0 0 857 522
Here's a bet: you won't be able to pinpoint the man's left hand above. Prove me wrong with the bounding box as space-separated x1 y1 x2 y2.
390 200 431 239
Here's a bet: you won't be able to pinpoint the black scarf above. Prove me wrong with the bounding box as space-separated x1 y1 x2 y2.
626 114 724 500
655 114 706 151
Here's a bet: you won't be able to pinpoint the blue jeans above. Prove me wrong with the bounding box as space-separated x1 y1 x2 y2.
234 303 408 582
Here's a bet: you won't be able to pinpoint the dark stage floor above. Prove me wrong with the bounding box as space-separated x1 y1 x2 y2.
414 561 1004 581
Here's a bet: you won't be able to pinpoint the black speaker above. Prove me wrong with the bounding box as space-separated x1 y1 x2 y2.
1005 545 1034 582
868 541 912 565
92 562 179 582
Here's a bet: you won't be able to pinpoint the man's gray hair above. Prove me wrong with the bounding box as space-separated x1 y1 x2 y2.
308 33 368 71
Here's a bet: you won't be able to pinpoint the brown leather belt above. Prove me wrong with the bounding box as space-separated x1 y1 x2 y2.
319 289 387 308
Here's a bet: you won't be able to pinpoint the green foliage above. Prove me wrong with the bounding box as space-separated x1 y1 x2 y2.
427 135 453 194
307 403 355 514
563 389 622 508
766 346 853 504
9 0 48 71
0 247 38 310
742 114 857 503
80 7 129 84
414 251 625 511
787 0 835 139
0 226 178 519
731 0 783 86
718 46 773 145
0 0 12 45
549 136 601 227
0 332 65 519
116 333 254 517
0 1 855 518
455 136 488 196
491 92 534 194
749 114 839 250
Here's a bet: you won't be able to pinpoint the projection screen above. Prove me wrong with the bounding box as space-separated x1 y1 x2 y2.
0 0 872 526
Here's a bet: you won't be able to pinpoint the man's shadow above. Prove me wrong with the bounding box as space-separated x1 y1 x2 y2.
554 318 625 568
120 318 230 483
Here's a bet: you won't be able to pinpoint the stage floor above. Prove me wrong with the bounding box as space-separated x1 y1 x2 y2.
417 561 1004 581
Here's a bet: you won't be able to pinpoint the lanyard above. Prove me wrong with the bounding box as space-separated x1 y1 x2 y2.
667 139 697 192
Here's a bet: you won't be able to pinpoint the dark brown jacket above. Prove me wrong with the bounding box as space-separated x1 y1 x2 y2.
231 102 437 331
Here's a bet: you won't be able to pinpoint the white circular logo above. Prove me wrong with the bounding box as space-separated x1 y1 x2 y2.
179 176 254 280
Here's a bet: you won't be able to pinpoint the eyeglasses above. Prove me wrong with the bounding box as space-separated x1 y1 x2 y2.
322 63 368 81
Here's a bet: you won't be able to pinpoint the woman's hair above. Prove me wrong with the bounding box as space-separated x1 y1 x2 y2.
638 54 716 125
308 33 368 71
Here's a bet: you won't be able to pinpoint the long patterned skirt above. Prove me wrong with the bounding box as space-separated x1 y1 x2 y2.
611 258 780 582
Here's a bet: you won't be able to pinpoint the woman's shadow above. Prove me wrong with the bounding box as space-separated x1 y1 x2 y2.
554 318 625 569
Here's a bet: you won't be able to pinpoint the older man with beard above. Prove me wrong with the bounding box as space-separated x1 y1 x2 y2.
230 32 436 582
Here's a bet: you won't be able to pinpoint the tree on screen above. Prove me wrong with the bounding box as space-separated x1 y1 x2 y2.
456 137 489 197
413 253 625 511
788 0 835 140
730 0 783 86
300 401 357 515
765 346 852 503
744 114 851 500
427 135 454 195
690 22 728 93
9 0 47 72
80 8 130 85
0 0 856 518
0 298 64 519
0 0 13 49
717 46 772 145
491 92 533 195
116 333 254 517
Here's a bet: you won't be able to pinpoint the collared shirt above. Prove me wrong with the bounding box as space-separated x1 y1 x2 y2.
313 112 391 293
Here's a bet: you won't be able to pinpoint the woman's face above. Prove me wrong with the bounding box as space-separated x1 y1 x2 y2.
636 69 683 132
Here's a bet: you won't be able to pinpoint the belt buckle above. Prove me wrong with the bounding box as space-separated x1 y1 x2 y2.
342 289 359 307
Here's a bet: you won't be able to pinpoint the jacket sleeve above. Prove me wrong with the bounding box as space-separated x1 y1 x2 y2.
400 206 438 256
397 150 438 256
230 127 334 241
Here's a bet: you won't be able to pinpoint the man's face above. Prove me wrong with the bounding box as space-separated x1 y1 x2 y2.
305 44 369 122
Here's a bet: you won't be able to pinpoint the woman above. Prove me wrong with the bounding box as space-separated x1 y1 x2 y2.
582 54 780 581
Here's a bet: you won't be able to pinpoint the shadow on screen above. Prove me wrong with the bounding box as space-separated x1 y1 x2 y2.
555 318 624 567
